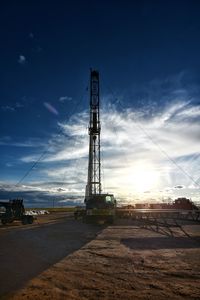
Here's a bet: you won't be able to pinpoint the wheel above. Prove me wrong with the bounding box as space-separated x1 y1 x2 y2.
27 216 33 224
22 217 28 225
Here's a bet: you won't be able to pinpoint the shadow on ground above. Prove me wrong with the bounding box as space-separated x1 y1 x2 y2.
121 236 200 250
0 218 102 297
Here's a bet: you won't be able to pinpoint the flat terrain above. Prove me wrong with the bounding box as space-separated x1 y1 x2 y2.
0 213 200 300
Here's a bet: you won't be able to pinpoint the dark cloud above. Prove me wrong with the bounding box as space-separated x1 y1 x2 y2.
174 185 184 189
0 189 84 208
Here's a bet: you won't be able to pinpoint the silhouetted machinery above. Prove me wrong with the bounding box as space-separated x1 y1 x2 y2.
85 70 116 222
75 70 116 223
0 199 34 225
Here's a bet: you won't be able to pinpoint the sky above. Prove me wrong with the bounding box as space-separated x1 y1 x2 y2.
0 0 200 207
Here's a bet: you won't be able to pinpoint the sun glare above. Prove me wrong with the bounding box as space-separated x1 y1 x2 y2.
127 165 159 193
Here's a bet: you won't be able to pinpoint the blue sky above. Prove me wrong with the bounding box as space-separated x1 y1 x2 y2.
0 0 200 206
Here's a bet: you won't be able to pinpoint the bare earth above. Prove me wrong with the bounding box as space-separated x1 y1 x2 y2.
0 213 200 300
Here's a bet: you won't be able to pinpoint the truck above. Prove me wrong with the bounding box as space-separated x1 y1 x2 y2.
84 193 116 223
0 199 34 225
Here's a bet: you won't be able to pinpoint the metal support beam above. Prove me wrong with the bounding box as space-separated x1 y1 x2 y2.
85 70 102 198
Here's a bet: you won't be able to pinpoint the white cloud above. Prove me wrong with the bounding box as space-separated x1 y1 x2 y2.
18 55 26 64
0 181 84 200
0 137 45 148
176 105 200 119
1 102 24 112
59 96 72 102
15 102 24 108
18 98 200 203
1 105 15 111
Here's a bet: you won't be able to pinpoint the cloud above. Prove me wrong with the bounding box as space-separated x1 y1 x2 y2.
17 96 200 204
29 32 34 39
1 102 24 112
44 102 59 115
1 105 15 111
28 32 43 53
6 163 13 167
15 102 24 108
0 136 45 148
2 72 199 205
59 96 72 102
18 55 26 64
0 182 84 207
174 185 184 189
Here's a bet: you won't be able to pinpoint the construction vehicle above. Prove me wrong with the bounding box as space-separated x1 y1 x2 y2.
84 193 116 223
75 70 116 223
0 199 34 225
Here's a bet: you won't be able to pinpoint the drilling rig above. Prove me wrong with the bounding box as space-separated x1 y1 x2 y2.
83 69 116 223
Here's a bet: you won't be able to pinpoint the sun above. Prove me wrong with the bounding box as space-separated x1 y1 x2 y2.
127 165 159 193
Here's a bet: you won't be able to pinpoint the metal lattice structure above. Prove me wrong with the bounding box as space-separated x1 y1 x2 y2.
85 70 102 198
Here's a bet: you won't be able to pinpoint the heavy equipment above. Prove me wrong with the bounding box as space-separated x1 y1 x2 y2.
0 199 34 225
78 70 116 223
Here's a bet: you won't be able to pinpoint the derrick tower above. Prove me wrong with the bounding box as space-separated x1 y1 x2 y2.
85 69 101 199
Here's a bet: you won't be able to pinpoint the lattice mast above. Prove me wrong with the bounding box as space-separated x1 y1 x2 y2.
85 70 102 198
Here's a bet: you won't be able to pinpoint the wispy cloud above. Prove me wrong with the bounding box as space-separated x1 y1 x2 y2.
18 96 200 203
0 136 45 148
29 32 34 39
18 55 26 64
2 72 200 204
0 181 83 207
15 102 24 108
59 96 72 102
43 102 59 115
1 102 24 112
1 105 15 111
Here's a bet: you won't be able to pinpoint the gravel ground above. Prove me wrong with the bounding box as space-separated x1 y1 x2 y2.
1 214 200 300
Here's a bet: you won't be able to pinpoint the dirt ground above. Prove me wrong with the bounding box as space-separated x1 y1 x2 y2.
0 213 200 300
